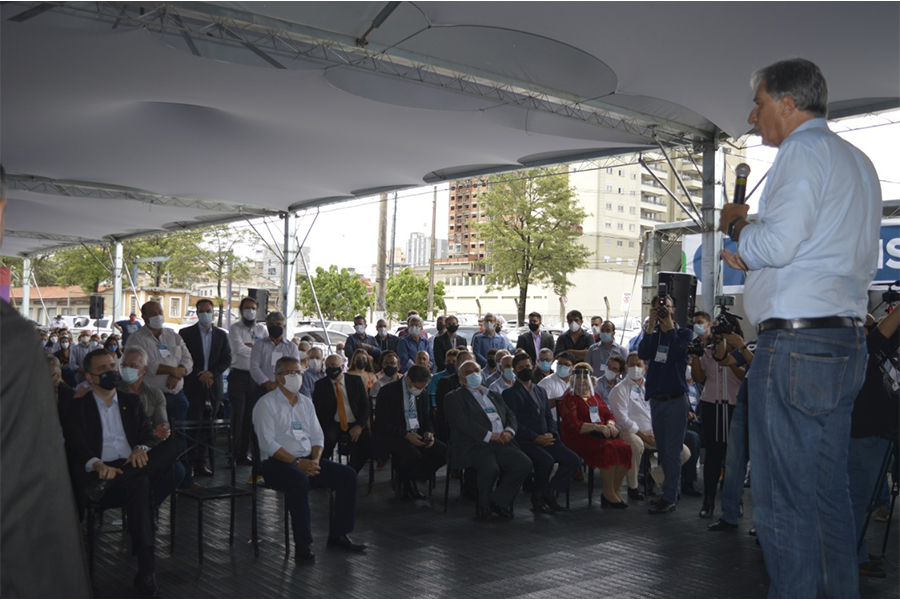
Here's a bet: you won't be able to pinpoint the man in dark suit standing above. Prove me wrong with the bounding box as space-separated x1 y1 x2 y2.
502 353 581 513
374 366 447 500
62 349 181 596
445 360 532 521
312 354 373 472
516 311 555 364
180 298 232 476
433 315 468 372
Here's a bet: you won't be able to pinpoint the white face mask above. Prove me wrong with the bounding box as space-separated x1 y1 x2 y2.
354 324 366 335
282 373 302 393
377 327 387 337
591 325 602 335
308 358 322 372
628 366 643 381
408 325 421 336
61 342 70 349
148 315 165 329
605 367 618 381
242 309 257 322
569 321 581 333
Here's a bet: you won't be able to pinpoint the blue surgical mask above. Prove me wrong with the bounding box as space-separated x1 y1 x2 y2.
693 323 707 337
556 365 571 379
445 363 457 375
120 367 140 384
503 368 515 381
538 360 552 371
108 344 118 352
198 312 213 325
599 332 613 343
465 373 482 388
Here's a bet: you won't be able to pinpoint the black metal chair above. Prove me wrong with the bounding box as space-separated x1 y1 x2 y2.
250 430 291 557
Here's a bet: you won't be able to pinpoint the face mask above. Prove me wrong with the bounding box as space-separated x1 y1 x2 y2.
354 325 366 335
538 359 552 371
465 373 482 388
693 323 707 337
383 365 398 377
557 365 571 379
267 325 284 339
148 315 165 329
80 338 90 346
129 316 136 322
528 322 540 332
377 327 387 337
484 321 494 331
445 363 457 375
592 325 602 335
326 366 343 380
516 368 533 382
628 366 643 381
606 368 619 381
61 342 70 349
437 324 446 333
120 367 140 384
408 384 424 396
308 359 322 372
198 312 213 325
108 345 118 352
600 332 613 343
503 368 515 381
242 309 257 322
50 337 58 344
487 358 496 368
96 370 122 390
495 325 502 334
408 325 421 337
354 359 368 370
447 324 459 334
569 321 581 333
90 342 100 350
282 373 302 393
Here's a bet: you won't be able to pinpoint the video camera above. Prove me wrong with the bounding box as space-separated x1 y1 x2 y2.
656 281 669 319
883 281 900 305
710 295 743 336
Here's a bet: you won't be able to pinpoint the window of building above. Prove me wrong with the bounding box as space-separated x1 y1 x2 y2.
604 255 611 262
618 187 624 194
616 240 623 246
617 169 624 177
606 168 613 174
631 173 637 180
630 190 636 196
629 224 635 231
169 297 182 319
629 241 635 248
605 238 611 245
605 221 611 228
616 257 623 264
628 259 635 266
617 223 624 230
617 205 624 212
606 185 612 191
629 206 636 214
605 202 612 210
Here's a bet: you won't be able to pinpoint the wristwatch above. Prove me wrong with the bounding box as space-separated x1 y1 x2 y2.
291 457 301 468
727 217 744 241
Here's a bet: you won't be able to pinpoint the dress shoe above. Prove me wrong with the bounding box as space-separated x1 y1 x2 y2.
859 561 887 578
708 518 738 532
133 572 159 598
490 503 515 520
872 506 890 522
698 496 715 518
748 526 757 537
294 545 316 563
85 479 107 504
194 464 214 477
530 492 554 514
475 505 493 522
406 481 427 500
648 499 676 514
600 494 628 509
680 482 702 497
327 534 367 553
185 483 206 490
627 487 645 501
543 493 568 512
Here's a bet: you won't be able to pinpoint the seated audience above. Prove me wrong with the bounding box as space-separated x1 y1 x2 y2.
312 354 372 472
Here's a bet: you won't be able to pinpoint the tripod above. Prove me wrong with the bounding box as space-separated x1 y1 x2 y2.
857 436 899 558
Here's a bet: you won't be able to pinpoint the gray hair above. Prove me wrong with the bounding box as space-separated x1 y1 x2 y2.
538 348 553 358
751 58 828 118
122 345 148 366
47 355 61 374
407 315 423 327
266 311 286 324
274 356 300 375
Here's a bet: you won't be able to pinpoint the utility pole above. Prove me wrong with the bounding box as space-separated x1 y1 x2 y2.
389 191 398 277
376 192 388 316
427 185 437 318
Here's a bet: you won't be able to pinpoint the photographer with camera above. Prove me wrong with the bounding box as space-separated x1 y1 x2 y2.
689 310 745 519
848 302 899 578
637 291 694 514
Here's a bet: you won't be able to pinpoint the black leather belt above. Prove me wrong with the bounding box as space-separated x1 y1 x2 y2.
757 316 861 333
649 392 685 402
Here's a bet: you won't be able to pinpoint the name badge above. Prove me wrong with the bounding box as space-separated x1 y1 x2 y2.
291 420 304 439
271 351 283 366
406 410 420 431
654 344 669 363
589 405 601 423
484 406 497 414
158 343 172 358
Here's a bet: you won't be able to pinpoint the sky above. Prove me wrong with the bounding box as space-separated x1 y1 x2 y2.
240 109 900 279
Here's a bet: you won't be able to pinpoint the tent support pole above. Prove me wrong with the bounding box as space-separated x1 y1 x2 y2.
641 230 661 320
700 142 726 315
297 242 332 351
113 241 123 321
281 212 297 340
22 258 32 320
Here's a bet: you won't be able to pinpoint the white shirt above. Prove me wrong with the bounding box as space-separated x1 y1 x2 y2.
85 392 133 471
249 337 300 386
126 325 194 394
468 386 514 443
607 377 652 435
228 320 268 372
538 373 570 400
252 388 324 461
488 376 515 396
738 118 881 325
698 347 741 406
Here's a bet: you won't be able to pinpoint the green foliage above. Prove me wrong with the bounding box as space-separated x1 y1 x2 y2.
200 226 257 325
474 167 589 323
384 267 446 321
296 265 372 321
0 254 60 288
53 246 112 294
125 230 205 288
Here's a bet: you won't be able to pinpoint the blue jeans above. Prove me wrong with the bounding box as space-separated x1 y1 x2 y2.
650 394 688 503
748 326 867 599
164 390 194 487
720 399 749 525
847 436 890 563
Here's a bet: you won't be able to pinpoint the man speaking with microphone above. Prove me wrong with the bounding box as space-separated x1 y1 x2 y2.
719 59 881 598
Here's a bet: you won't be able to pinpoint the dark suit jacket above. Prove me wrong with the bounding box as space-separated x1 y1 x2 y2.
374 378 434 439
516 330 556 363
344 332 382 363
433 332 468 371
312 373 370 430
179 323 232 403
444 386 518 469
501 380 559 446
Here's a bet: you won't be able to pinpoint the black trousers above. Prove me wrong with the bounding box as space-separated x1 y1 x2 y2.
322 422 372 473
520 440 582 495
469 444 532 511
260 458 356 546
228 369 256 458
377 435 447 482
186 385 222 466
700 401 735 498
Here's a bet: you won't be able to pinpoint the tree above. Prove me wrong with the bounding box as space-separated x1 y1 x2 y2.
474 168 589 324
384 267 446 321
54 245 113 294
199 225 257 326
297 265 371 322
125 230 205 289
0 254 60 289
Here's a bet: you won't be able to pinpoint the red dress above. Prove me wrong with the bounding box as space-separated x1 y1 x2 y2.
560 391 632 470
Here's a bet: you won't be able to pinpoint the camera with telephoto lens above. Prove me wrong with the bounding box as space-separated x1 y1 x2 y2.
710 295 742 336
687 336 706 357
883 281 900 305
656 282 669 319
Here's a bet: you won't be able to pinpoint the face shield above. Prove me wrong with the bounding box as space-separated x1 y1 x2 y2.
569 366 595 397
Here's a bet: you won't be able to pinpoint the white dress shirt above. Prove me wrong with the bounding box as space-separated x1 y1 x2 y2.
85 392 133 471
607 377 652 435
126 325 194 394
738 118 881 325
488 376 515 396
228 320 268 372
249 337 300 386
538 373 570 400
253 388 324 461
468 386 514 443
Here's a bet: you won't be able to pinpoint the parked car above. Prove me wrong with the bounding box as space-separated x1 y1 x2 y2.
293 328 348 356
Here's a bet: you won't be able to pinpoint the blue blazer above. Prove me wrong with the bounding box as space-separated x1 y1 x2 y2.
501 380 558 445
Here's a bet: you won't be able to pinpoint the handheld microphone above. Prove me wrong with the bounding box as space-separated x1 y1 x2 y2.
732 163 751 204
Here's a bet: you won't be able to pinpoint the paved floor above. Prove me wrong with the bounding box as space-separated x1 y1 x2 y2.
89 463 899 599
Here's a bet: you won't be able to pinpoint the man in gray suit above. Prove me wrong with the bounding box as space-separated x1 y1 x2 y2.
444 360 532 521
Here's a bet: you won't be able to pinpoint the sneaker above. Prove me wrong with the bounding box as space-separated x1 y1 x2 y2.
872 506 890 523
248 474 264 485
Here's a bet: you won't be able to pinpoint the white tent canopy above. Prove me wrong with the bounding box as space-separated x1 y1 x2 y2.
2 1 898 258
